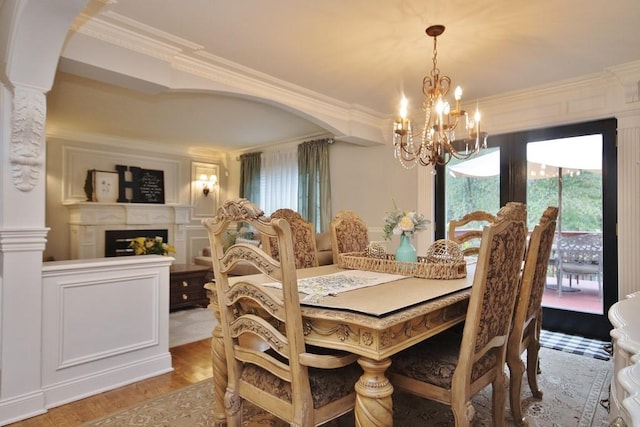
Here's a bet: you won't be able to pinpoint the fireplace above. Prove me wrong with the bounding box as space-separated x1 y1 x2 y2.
105 229 169 257
66 202 191 263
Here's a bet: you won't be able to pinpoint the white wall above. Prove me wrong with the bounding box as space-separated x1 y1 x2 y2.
41 256 173 409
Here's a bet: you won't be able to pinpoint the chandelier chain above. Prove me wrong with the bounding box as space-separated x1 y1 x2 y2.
431 35 439 79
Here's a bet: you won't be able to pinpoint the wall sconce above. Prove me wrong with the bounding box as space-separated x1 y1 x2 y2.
199 174 217 196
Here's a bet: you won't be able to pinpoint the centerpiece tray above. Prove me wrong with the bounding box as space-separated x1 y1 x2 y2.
338 252 467 280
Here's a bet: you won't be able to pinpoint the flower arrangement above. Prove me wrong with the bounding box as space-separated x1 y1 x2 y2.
129 236 176 256
383 205 430 240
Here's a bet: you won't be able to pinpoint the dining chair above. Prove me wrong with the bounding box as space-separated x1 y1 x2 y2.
448 210 497 256
329 210 369 264
263 208 320 269
388 202 528 427
203 198 360 426
507 206 558 425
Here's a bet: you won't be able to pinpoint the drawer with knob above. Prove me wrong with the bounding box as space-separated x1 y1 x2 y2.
169 264 212 311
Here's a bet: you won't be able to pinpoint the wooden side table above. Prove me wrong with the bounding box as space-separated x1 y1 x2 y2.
169 263 212 311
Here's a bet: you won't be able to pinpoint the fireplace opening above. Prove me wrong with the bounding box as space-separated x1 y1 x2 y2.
105 229 168 257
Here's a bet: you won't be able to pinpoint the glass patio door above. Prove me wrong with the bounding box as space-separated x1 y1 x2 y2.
526 136 603 314
436 118 617 340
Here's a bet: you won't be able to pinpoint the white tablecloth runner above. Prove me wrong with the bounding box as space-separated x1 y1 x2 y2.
263 269 407 302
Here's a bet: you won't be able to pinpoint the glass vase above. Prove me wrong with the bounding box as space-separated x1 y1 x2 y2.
395 234 417 263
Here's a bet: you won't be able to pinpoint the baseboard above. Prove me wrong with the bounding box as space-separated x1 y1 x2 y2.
42 352 173 409
0 390 46 426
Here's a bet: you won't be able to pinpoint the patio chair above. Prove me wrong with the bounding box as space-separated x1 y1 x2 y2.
389 202 527 427
555 233 603 297
202 198 360 426
329 210 369 264
507 206 558 425
448 210 496 256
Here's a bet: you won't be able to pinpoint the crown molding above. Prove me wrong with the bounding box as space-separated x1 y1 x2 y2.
46 128 227 161
66 12 386 145
72 14 183 62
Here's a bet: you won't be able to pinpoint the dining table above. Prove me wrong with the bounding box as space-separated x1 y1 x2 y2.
205 261 476 427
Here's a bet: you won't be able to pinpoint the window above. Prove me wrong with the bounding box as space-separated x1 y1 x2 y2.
240 139 333 232
260 148 298 215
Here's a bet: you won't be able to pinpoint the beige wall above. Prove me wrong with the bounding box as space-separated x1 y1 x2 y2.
45 132 430 264
45 135 230 263
330 141 426 245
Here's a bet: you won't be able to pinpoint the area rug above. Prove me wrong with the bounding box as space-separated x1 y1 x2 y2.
540 329 612 361
169 307 215 348
81 347 611 427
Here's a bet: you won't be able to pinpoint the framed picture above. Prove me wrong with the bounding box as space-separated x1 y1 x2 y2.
130 167 165 204
85 170 119 203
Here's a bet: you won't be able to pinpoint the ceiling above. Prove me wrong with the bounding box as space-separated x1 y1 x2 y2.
47 0 640 151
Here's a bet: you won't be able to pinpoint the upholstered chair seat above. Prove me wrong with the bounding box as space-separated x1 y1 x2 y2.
241 359 361 409
390 332 497 388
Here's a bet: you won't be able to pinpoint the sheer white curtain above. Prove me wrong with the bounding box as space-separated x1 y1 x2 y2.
260 148 298 215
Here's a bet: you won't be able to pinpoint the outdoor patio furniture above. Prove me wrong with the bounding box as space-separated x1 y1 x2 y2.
555 233 603 297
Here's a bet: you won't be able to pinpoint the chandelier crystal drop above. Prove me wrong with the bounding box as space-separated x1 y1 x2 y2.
393 25 488 168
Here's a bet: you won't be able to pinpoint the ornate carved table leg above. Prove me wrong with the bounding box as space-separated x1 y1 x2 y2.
207 284 228 426
355 357 394 427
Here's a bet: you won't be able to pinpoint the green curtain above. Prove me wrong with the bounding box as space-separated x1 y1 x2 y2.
239 152 261 205
298 139 332 232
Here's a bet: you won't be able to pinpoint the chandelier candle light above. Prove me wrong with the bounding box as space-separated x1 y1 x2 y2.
393 25 487 168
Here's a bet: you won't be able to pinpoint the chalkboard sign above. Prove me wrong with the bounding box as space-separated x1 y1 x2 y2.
130 167 165 204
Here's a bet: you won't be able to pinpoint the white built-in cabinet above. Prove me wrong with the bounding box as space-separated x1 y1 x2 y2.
609 291 640 427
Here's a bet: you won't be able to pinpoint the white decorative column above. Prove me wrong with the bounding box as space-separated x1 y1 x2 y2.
616 120 640 298
0 83 49 421
612 61 640 298
0 1 90 424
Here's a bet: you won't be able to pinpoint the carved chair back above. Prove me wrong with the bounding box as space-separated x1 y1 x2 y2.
262 208 319 269
202 199 358 426
330 210 369 264
507 206 558 424
448 210 497 256
389 202 527 426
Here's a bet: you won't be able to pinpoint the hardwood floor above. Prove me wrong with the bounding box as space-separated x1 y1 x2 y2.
8 339 213 427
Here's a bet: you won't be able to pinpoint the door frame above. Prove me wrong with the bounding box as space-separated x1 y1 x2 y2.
435 118 618 340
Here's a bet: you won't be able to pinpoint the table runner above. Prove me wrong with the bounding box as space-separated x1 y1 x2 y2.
262 269 407 302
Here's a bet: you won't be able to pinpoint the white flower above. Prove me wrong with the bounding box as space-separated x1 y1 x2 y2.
383 204 430 240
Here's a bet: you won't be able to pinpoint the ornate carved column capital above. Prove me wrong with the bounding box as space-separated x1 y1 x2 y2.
10 85 46 192
608 62 640 104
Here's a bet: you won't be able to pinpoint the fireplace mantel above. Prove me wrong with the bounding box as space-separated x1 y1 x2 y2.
65 202 192 263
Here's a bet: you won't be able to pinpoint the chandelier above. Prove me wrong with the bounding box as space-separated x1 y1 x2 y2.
393 25 487 168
